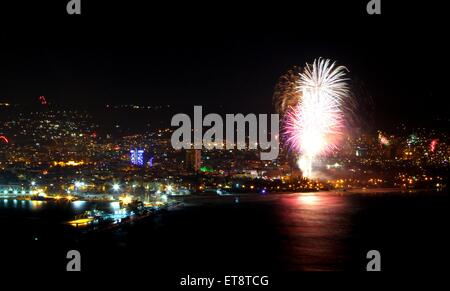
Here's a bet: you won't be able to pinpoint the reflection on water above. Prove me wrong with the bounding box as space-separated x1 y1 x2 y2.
1 191 449 271
297 194 320 205
274 190 450 271
277 192 356 271
1 199 45 210
0 199 119 221
72 200 88 210
29 200 44 209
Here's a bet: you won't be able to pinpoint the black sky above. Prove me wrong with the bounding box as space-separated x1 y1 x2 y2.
0 0 447 127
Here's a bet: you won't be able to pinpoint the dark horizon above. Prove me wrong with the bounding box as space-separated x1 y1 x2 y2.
0 1 447 129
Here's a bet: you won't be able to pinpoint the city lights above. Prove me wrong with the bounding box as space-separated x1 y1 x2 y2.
74 181 85 188
119 195 132 205
0 15 447 276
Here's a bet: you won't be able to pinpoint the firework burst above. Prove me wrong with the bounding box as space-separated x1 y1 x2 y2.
273 66 302 115
283 58 350 178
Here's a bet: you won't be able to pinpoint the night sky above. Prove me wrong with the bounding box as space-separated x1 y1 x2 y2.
0 1 446 126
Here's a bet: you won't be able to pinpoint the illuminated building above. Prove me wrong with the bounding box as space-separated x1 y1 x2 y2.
130 148 144 166
186 149 201 172
355 146 367 157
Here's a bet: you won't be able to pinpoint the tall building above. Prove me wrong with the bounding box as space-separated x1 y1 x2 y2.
186 149 201 172
130 148 144 166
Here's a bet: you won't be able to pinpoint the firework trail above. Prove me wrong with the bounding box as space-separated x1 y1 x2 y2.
280 58 350 178
273 66 302 115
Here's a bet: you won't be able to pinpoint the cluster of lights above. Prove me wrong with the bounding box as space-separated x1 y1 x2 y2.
1 189 32 195
119 195 132 205
53 160 85 167
396 173 445 189
74 181 86 188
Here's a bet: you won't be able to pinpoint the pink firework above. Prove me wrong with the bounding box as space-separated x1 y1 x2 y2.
284 58 349 177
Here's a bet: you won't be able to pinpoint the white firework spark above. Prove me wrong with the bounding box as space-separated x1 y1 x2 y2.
285 58 350 178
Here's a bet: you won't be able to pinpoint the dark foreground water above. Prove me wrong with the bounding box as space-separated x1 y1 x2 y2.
0 190 449 273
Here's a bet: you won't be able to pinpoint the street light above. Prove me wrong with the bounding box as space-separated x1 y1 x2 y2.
112 183 120 192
